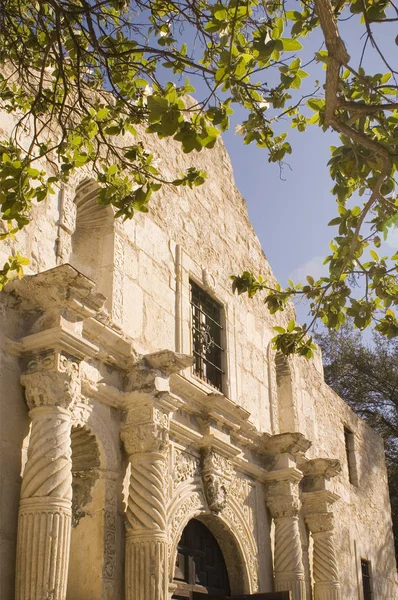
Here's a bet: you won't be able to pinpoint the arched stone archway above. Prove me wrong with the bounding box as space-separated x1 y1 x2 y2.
168 488 257 596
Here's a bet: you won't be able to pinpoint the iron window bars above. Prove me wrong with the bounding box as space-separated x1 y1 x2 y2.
361 560 372 600
190 280 224 391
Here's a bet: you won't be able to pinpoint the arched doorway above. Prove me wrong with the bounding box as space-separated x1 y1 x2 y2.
171 517 291 600
173 518 230 599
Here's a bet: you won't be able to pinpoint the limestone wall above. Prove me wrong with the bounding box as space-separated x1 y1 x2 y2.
1 106 397 599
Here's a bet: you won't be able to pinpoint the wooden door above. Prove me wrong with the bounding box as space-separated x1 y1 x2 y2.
172 519 230 599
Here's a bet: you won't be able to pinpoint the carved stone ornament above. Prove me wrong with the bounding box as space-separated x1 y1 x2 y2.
121 420 169 456
223 504 259 592
21 351 81 410
305 511 335 534
266 480 301 519
200 449 232 514
173 450 200 487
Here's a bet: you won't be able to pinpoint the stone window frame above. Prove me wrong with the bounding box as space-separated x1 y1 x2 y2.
175 244 236 400
343 425 359 487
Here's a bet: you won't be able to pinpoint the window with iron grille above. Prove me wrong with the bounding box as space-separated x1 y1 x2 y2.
190 280 224 391
361 559 372 600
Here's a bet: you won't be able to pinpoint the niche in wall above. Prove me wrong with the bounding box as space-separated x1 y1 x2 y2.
70 179 115 308
67 425 104 600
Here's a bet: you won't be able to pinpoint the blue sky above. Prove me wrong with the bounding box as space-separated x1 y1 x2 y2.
215 14 397 326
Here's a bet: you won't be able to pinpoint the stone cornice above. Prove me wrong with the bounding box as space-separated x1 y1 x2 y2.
5 264 138 370
8 326 98 361
264 466 304 485
259 432 312 456
298 457 341 479
5 263 105 316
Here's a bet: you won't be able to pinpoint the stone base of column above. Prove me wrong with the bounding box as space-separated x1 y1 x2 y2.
15 497 72 600
275 572 306 600
125 532 168 600
314 581 341 600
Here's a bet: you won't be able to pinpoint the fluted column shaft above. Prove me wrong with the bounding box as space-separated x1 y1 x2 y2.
15 353 80 600
266 474 306 600
306 513 341 600
125 452 168 600
16 405 73 600
273 515 306 598
122 401 171 600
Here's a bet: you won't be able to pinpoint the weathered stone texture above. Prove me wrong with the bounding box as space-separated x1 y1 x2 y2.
0 107 397 599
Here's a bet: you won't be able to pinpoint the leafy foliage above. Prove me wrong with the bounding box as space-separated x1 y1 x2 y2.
316 324 398 555
0 0 397 352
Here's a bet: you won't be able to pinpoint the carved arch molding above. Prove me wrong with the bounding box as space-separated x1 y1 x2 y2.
168 487 259 595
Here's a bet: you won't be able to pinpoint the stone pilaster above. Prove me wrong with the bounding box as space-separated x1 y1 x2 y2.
267 479 306 600
121 402 169 600
15 352 80 600
303 491 341 600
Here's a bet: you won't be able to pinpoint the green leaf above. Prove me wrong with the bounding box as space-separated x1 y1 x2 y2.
280 38 302 52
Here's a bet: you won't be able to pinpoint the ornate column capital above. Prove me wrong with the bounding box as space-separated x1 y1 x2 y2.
121 402 170 456
20 351 81 411
265 469 303 519
302 490 340 526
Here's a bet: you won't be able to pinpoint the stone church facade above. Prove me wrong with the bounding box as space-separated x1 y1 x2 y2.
0 113 397 600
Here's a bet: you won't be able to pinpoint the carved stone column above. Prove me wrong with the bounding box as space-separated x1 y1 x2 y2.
15 352 80 600
303 491 341 600
267 480 306 599
263 433 310 600
121 401 170 600
121 350 190 600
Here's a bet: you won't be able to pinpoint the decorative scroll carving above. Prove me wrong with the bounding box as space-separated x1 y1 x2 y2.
173 450 200 487
126 453 167 532
102 478 117 600
223 504 259 592
170 492 204 552
201 449 232 514
229 475 247 503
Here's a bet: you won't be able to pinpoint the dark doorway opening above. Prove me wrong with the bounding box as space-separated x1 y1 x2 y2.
172 518 290 600
173 518 230 599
